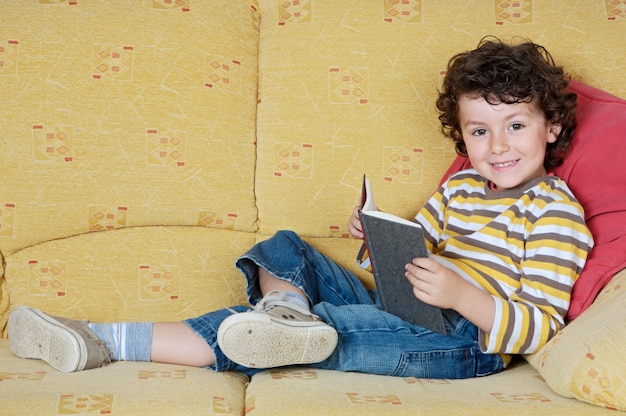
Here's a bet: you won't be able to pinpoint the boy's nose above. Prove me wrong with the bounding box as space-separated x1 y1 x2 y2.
490 133 510 154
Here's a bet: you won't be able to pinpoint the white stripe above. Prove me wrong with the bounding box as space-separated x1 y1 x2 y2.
119 323 127 361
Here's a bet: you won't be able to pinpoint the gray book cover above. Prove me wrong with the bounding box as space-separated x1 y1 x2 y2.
360 211 446 334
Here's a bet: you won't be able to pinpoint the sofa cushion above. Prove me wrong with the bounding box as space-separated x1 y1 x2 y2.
4 227 252 326
0 339 248 415
0 0 260 255
526 268 626 411
441 81 626 321
254 0 460 239
245 362 615 415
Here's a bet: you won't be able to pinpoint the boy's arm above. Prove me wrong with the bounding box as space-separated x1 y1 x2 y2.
452 279 495 333
481 202 593 354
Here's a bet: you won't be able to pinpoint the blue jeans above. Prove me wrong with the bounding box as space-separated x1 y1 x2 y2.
184 230 504 378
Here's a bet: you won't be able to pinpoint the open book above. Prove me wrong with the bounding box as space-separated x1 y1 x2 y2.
357 175 446 334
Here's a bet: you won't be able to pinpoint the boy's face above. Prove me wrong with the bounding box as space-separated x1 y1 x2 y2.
458 94 559 190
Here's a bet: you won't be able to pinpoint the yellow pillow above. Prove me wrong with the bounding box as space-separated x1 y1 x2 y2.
526 268 626 411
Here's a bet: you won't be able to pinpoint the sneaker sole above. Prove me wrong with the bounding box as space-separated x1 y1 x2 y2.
217 312 338 369
8 306 87 372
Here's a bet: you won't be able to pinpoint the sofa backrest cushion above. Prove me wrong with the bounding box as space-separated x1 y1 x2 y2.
441 81 626 320
0 1 260 257
253 0 461 240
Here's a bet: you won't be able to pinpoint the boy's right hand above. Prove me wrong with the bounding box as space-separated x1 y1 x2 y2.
347 206 364 239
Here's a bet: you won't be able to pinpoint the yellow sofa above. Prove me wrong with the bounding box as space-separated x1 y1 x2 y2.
1 1 625 414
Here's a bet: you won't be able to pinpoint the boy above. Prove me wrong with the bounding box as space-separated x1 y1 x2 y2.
8 38 593 379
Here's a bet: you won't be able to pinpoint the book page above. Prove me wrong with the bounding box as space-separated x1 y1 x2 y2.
362 210 421 229
360 174 376 212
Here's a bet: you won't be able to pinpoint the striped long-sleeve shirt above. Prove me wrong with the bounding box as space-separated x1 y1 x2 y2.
415 169 593 360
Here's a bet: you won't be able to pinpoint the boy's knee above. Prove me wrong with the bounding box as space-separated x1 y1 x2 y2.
272 230 306 248
274 229 300 240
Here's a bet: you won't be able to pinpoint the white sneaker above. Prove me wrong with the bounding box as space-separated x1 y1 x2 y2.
8 306 111 372
217 291 338 368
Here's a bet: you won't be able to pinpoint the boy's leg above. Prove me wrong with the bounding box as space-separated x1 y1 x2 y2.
310 303 505 379
216 289 338 369
217 230 373 369
150 322 215 367
7 306 219 372
87 320 223 368
236 230 374 307
219 231 504 378
8 230 372 373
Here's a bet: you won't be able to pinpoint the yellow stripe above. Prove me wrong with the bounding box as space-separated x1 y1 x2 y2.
511 305 531 352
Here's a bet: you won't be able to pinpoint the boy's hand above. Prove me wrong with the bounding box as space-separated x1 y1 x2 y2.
405 257 465 310
347 206 364 239
405 257 496 333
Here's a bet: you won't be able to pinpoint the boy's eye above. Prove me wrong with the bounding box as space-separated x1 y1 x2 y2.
509 123 524 131
472 128 487 136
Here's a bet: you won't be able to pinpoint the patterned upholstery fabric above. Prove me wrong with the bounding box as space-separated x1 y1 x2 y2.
1 0 625 414
0 345 249 415
527 269 626 411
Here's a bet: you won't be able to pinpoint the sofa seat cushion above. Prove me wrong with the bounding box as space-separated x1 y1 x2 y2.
245 362 616 415
0 339 247 415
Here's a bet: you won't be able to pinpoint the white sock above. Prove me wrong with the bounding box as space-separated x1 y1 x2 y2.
87 322 153 362
282 291 310 312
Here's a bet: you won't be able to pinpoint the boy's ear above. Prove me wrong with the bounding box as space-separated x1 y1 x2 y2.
548 123 562 142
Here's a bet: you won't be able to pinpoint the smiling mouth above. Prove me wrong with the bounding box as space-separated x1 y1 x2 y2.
491 160 519 168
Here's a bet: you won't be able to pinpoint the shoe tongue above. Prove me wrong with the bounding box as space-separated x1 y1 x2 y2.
256 291 310 313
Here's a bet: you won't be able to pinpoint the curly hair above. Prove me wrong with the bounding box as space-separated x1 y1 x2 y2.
436 37 577 168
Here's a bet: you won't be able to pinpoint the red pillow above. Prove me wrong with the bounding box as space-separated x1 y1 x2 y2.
440 81 626 321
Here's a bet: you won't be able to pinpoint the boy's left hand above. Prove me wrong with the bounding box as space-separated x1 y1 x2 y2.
406 257 496 333
405 257 465 310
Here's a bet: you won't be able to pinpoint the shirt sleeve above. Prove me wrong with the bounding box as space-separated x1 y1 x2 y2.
414 184 449 253
480 198 593 354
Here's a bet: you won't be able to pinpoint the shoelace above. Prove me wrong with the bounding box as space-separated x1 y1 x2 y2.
253 290 289 311
224 291 288 315
227 290 316 319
